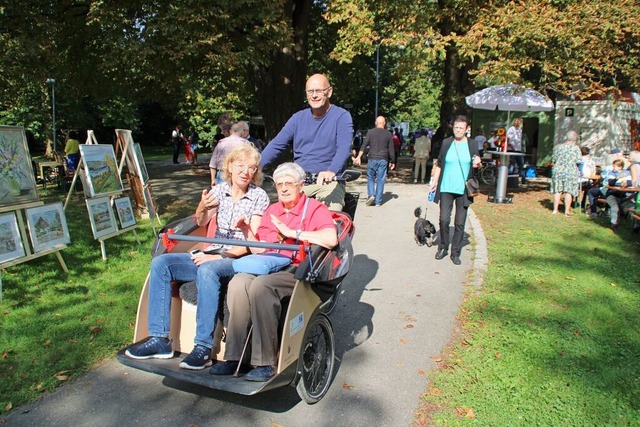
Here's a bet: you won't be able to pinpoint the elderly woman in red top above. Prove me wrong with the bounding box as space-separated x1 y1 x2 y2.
210 162 338 382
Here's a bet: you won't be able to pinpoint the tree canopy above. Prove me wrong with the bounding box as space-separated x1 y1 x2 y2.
1 0 638 148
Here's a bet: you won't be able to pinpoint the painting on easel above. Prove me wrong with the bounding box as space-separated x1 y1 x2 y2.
86 197 117 239
78 144 123 197
25 202 70 253
132 143 150 185
0 126 39 207
114 197 136 229
0 212 25 264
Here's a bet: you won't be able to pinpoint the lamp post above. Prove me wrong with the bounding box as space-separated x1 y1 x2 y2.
46 78 56 152
374 42 380 119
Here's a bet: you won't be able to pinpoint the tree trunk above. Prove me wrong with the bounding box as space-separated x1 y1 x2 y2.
252 0 312 140
439 43 475 124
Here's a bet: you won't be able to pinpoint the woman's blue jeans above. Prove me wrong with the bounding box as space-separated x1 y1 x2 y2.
147 252 235 349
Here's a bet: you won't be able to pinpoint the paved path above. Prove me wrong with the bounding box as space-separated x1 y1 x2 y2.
4 156 486 427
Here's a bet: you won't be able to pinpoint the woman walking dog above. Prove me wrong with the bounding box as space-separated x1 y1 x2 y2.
429 115 481 265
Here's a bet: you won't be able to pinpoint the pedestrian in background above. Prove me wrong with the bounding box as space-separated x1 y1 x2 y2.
353 116 395 206
550 130 582 216
171 125 184 164
413 130 431 184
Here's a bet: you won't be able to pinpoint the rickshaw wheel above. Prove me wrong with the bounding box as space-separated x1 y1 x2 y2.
296 313 335 404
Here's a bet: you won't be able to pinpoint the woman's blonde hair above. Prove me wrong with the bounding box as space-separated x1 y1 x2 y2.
221 143 263 186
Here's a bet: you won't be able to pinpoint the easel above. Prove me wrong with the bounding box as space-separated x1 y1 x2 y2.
61 131 99 210
115 129 161 233
85 189 142 260
0 202 68 299
95 209 142 260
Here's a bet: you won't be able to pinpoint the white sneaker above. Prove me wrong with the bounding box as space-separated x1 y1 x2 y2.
365 196 375 206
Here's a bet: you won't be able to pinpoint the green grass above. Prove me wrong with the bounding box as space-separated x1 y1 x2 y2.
0 190 159 413
418 190 640 426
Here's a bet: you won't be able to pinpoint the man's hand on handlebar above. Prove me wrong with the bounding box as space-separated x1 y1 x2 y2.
316 171 336 185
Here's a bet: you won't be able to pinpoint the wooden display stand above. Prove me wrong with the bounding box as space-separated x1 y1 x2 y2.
0 202 68 299
115 129 161 232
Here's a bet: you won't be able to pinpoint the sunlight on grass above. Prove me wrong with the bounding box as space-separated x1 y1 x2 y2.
420 189 640 426
0 192 156 413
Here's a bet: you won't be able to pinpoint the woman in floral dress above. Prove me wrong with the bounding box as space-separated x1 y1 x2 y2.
551 130 582 215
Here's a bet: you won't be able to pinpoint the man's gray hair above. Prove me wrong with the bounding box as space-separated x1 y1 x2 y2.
230 122 245 134
236 120 250 132
273 162 306 183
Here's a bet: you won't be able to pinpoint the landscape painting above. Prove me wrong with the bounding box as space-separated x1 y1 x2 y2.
132 143 149 185
0 212 25 264
114 197 136 228
25 202 70 253
79 144 123 197
0 126 39 207
86 197 117 239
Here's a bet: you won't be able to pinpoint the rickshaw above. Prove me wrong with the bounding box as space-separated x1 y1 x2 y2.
117 171 360 404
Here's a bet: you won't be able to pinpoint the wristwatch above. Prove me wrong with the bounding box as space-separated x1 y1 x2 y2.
220 252 228 259
295 229 302 240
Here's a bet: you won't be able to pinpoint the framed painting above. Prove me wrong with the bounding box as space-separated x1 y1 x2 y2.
113 197 136 228
86 197 117 239
25 202 70 253
0 212 25 264
0 126 39 207
132 143 150 185
78 144 123 197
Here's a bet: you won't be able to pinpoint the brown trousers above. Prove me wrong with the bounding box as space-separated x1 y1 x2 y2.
224 271 297 366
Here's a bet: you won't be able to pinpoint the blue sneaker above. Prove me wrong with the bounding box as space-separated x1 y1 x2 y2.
245 365 275 382
125 337 173 360
179 345 212 370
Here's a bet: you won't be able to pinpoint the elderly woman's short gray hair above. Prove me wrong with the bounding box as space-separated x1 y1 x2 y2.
629 150 640 163
273 162 306 183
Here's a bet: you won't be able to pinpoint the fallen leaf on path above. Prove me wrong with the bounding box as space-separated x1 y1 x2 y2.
417 369 426 376
342 383 355 389
399 338 408 345
404 324 414 329
5 402 12 412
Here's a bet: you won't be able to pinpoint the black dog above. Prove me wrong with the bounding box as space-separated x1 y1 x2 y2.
414 206 436 247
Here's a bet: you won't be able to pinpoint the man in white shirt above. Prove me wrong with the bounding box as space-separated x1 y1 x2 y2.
506 118 525 182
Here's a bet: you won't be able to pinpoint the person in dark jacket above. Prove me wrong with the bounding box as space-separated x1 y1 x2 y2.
428 115 481 265
353 116 395 206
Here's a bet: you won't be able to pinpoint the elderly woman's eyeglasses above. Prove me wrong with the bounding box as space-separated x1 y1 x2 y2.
232 164 258 173
275 181 301 190
305 87 330 96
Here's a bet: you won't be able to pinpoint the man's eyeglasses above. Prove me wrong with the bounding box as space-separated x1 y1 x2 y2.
305 87 330 96
232 164 258 173
275 181 300 190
